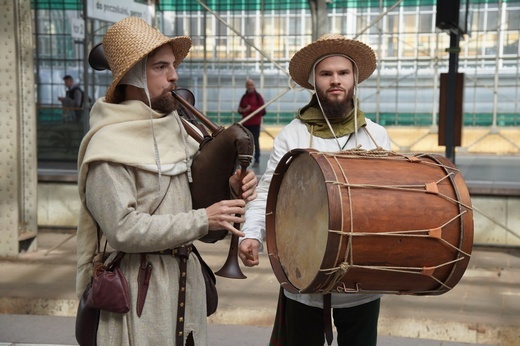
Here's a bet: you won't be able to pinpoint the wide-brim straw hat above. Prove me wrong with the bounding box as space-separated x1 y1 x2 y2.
289 34 377 90
102 16 192 103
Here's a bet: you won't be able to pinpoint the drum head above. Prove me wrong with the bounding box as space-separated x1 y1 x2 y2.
274 153 329 290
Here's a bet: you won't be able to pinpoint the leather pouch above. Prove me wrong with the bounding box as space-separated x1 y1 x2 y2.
88 252 130 313
75 281 100 346
192 245 218 316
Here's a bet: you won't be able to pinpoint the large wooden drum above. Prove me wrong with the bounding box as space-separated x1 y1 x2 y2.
266 149 473 295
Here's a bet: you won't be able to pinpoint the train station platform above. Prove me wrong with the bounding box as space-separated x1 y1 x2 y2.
2 125 520 345
1 230 519 345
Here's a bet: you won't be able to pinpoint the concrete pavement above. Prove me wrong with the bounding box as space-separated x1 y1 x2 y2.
0 314 491 346
0 230 519 345
2 126 520 345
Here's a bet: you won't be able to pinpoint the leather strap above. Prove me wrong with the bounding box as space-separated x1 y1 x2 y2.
135 244 193 340
135 245 193 344
174 245 192 346
323 293 333 345
145 244 193 256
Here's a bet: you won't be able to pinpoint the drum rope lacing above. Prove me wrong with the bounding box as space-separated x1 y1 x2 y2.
313 150 473 294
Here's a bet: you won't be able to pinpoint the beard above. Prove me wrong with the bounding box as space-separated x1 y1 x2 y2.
150 89 178 114
316 87 354 119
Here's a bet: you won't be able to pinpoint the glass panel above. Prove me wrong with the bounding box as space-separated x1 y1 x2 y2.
386 13 399 34
486 9 499 31
418 12 433 33
504 32 519 55
383 36 399 58
30 0 520 173
506 9 520 31
403 14 416 33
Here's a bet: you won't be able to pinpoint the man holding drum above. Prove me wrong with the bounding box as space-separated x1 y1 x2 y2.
239 34 391 346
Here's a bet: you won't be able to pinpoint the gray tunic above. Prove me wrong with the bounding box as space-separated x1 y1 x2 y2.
85 161 209 345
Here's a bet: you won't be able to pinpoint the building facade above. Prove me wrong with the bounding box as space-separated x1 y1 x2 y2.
31 0 520 164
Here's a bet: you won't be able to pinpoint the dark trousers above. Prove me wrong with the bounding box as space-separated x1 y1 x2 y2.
283 296 380 346
245 124 261 163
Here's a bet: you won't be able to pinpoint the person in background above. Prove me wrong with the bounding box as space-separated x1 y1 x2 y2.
58 75 83 122
238 34 391 346
237 79 266 168
76 17 257 345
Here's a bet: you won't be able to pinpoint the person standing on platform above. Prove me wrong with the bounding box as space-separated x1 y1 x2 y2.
76 17 258 346
58 75 84 122
238 34 391 346
238 79 266 168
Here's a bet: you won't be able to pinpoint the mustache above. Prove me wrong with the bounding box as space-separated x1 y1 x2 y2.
166 84 177 93
327 86 346 93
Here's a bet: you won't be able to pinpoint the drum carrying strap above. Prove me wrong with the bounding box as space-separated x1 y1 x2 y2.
323 293 333 345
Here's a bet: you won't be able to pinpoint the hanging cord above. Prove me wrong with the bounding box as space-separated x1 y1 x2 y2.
351 60 359 147
141 62 163 198
148 107 162 197
174 114 193 183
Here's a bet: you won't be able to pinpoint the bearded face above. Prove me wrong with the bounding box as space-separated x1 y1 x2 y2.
316 86 354 119
146 44 179 114
150 89 178 114
314 55 356 118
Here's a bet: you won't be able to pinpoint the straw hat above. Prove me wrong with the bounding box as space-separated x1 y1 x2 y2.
289 34 376 89
102 16 192 103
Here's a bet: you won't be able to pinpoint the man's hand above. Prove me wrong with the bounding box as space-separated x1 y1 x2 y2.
239 238 261 267
229 169 257 202
238 105 251 114
205 199 246 238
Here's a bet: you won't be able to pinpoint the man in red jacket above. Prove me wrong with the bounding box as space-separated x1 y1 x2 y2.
238 79 266 168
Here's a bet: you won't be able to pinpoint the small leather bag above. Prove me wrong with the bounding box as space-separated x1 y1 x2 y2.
75 227 129 346
88 251 130 313
75 280 100 346
192 245 218 316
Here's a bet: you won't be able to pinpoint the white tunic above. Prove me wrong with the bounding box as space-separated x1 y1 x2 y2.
241 117 392 309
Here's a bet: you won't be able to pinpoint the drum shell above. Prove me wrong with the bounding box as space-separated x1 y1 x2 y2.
266 149 473 295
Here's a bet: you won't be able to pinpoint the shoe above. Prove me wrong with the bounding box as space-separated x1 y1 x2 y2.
252 162 259 168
